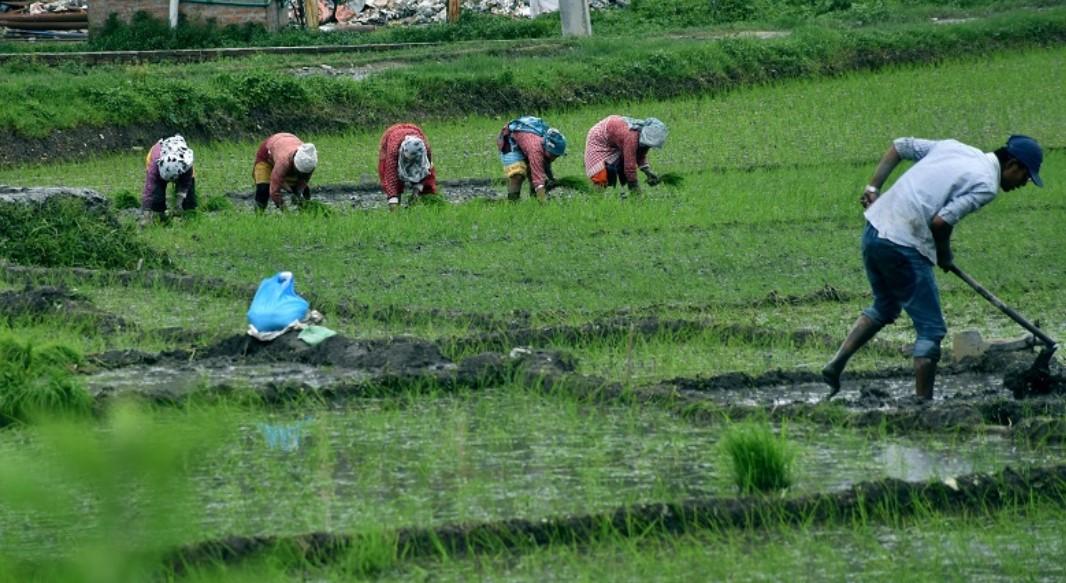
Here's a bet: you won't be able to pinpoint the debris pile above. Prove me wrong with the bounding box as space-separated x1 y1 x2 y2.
0 0 87 39
317 0 627 28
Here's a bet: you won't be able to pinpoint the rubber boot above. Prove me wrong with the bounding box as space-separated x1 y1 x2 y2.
914 357 936 401
507 175 523 201
822 314 883 398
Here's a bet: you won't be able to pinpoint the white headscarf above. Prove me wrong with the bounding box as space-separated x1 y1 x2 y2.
621 117 669 149
294 143 318 173
397 135 431 184
157 135 194 182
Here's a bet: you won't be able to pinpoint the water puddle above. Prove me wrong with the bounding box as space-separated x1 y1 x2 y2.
682 373 1005 408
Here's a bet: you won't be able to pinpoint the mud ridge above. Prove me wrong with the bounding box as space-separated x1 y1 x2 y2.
680 396 1066 434
0 285 131 333
445 316 862 354
0 262 880 332
84 327 1066 434
0 262 257 299
167 464 1066 571
86 332 588 405
226 178 599 210
0 262 536 329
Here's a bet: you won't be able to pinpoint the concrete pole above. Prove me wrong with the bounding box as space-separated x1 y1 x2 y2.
168 0 179 29
447 0 460 23
558 0 591 37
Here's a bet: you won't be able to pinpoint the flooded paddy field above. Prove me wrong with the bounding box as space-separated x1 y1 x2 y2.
5 385 1066 560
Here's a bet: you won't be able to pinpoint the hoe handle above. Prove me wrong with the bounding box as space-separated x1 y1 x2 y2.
949 265 1058 349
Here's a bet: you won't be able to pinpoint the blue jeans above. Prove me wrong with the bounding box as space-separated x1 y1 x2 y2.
861 223 947 360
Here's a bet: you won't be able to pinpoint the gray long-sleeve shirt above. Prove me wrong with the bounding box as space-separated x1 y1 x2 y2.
864 137 1000 264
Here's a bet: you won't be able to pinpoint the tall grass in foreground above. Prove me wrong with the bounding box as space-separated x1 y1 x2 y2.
0 404 229 581
721 420 796 494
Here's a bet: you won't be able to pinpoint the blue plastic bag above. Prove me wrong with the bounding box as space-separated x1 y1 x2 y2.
247 271 309 333
257 419 311 452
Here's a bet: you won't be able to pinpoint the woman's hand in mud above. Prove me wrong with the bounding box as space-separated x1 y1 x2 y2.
860 190 878 209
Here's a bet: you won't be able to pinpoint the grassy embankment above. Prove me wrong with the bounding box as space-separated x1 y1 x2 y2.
2 48 1063 381
1 6 1065 162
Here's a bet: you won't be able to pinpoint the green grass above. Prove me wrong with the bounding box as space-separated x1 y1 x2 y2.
1 48 1063 373
362 502 1066 582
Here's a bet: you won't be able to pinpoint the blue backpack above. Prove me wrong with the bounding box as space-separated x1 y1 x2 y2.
247 272 310 333
497 116 566 157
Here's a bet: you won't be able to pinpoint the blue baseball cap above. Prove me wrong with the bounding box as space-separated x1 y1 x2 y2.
1006 134 1043 187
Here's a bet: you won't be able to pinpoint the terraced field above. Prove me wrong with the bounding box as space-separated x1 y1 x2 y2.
0 47 1064 580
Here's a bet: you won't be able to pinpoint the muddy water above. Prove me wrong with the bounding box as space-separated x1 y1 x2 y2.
680 372 1005 408
87 363 372 400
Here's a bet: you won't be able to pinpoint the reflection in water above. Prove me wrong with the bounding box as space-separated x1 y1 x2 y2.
877 443 974 482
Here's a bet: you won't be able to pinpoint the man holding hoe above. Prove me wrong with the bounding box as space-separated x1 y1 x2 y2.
823 134 1044 402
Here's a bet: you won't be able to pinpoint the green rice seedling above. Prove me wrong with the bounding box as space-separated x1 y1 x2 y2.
410 193 446 207
200 195 235 213
657 172 685 187
552 175 593 193
111 189 140 210
297 199 335 217
720 420 796 494
0 337 91 425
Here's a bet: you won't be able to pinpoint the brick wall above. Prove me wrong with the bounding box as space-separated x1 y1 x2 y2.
90 0 288 33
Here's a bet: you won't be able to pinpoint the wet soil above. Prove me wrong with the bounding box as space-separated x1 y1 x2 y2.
0 262 256 298
83 324 1066 436
87 331 574 404
0 285 130 333
0 262 872 332
289 61 407 81
225 179 594 210
167 463 1066 570
0 123 238 169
